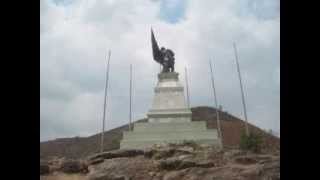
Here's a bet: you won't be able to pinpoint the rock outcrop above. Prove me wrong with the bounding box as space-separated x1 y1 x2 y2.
41 143 280 180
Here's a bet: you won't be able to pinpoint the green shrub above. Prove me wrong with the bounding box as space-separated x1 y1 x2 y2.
239 132 262 153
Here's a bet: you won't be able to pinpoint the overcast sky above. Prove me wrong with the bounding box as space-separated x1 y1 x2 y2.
40 0 280 141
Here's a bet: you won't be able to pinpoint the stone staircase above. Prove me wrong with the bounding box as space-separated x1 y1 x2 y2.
120 121 221 149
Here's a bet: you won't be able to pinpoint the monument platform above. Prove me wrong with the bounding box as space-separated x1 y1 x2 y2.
120 72 221 149
120 121 221 149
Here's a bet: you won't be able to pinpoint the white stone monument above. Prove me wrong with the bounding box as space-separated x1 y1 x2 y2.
120 29 221 149
120 71 222 149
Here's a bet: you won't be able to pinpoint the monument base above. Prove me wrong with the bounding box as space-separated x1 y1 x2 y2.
120 72 221 149
120 121 221 149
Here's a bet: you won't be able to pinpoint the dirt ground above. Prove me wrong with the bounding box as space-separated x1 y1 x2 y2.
40 172 87 180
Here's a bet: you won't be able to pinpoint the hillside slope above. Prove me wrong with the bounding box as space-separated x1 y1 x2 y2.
40 106 279 159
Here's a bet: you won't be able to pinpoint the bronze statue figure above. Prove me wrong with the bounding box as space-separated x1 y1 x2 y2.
151 29 175 73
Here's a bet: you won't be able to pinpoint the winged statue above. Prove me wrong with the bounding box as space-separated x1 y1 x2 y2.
151 28 175 73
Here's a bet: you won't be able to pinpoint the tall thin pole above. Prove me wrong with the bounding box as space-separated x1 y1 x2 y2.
185 67 190 108
209 60 223 148
129 64 132 131
233 43 249 136
100 50 111 153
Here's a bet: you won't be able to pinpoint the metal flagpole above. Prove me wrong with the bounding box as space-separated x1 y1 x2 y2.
185 67 190 108
233 42 249 136
100 50 111 153
129 64 132 131
209 60 223 148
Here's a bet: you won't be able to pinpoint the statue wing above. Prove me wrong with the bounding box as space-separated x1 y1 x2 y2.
151 29 163 64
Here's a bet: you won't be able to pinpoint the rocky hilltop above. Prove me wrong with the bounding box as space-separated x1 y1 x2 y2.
40 142 280 180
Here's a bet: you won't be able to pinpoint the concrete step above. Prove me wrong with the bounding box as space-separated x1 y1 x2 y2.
123 130 218 141
133 121 207 132
120 138 221 149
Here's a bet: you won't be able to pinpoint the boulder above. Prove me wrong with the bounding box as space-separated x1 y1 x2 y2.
143 148 157 159
88 157 105 165
60 160 88 174
144 148 193 160
234 156 258 165
89 149 144 161
177 154 193 161
153 149 176 160
158 158 195 170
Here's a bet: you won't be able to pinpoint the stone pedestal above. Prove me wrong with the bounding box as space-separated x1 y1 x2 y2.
120 72 221 149
147 72 192 123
